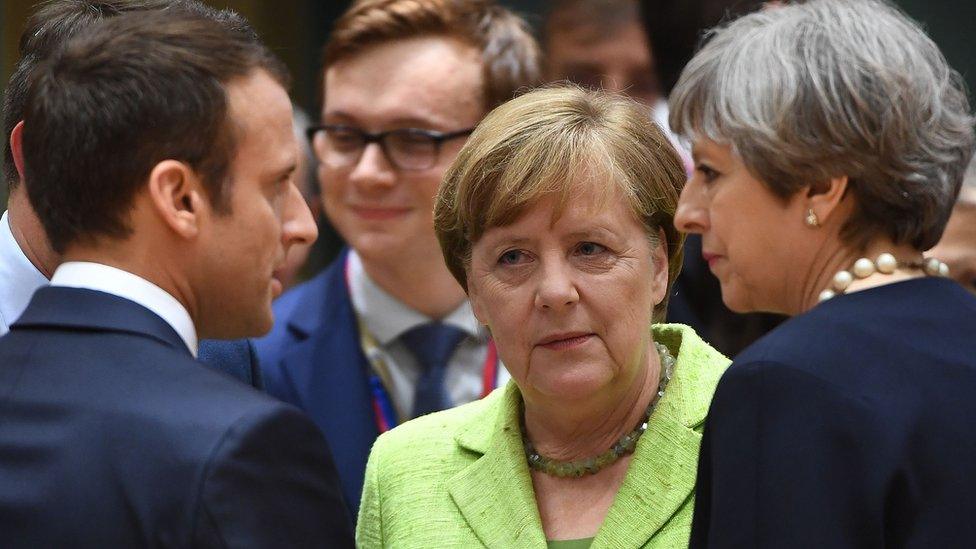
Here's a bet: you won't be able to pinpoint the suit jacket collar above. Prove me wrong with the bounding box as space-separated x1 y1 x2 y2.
12 286 192 358
448 324 728 547
284 250 349 340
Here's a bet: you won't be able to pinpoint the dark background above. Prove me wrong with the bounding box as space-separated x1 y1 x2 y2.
2 0 974 206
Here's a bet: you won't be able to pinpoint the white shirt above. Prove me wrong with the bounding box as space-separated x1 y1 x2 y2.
0 211 49 336
347 250 510 420
50 261 199 357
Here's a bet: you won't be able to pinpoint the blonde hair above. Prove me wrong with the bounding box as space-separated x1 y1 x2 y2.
323 0 541 111
435 85 686 321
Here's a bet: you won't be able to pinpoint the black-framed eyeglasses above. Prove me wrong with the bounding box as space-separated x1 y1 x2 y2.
306 124 475 171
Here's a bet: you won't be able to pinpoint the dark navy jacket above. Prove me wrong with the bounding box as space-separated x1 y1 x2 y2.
0 287 354 547
255 249 377 519
691 277 976 548
199 337 263 390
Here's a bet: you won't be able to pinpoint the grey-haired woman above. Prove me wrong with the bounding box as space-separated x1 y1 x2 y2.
669 0 976 546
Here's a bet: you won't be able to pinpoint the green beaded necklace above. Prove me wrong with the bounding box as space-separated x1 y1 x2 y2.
521 341 676 478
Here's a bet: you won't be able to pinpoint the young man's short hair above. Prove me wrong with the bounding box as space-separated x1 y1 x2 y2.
323 0 542 111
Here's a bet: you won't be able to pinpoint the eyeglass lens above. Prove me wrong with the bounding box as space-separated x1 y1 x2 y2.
313 127 439 171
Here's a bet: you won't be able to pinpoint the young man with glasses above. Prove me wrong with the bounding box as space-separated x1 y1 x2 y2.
254 0 541 519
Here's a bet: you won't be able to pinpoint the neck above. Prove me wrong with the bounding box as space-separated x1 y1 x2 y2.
795 237 924 314
7 189 59 278
359 252 467 319
63 239 196 321
522 346 661 461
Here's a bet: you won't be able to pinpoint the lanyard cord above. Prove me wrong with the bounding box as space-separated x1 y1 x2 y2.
345 255 500 433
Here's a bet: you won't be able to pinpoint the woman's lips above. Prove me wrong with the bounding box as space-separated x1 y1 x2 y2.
351 205 411 221
537 333 594 350
702 252 723 269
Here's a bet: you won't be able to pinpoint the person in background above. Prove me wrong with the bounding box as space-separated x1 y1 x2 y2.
668 0 976 545
0 0 266 388
358 85 729 548
254 0 541 519
928 158 976 293
543 0 661 108
0 10 351 545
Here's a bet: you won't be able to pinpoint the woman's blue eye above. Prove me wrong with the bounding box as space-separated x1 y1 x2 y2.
498 250 524 265
577 242 606 256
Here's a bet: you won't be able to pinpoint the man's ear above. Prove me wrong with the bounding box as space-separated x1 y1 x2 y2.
147 160 206 240
11 121 25 180
807 175 849 225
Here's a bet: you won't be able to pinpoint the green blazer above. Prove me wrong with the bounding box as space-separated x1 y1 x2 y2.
356 324 729 548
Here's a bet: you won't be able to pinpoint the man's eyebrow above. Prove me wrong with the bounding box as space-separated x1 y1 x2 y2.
322 110 445 130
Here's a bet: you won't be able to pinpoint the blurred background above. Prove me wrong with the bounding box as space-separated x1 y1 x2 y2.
3 0 974 273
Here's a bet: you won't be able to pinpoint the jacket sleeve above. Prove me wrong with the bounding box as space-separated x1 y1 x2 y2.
193 403 354 548
690 360 884 549
355 437 385 548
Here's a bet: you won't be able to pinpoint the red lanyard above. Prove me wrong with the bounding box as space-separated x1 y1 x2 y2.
344 255 501 433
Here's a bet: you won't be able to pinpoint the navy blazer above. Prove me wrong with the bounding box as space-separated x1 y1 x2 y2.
690 278 976 548
0 287 354 547
256 249 377 519
199 337 263 390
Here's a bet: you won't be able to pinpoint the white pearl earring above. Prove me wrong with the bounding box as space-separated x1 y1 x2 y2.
804 209 820 227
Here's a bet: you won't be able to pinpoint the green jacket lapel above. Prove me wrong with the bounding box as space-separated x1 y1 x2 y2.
447 383 547 548
594 324 729 548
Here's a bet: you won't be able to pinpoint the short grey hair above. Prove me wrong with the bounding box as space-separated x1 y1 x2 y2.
669 0 975 251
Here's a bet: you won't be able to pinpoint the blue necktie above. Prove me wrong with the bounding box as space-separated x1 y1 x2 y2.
400 322 466 418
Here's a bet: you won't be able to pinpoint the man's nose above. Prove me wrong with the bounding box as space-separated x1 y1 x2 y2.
281 182 318 249
347 142 396 190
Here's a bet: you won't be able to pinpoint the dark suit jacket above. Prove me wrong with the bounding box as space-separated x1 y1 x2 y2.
0 286 354 547
690 277 976 548
199 338 263 390
255 249 378 519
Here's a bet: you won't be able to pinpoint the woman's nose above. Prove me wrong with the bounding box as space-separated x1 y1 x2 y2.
534 259 580 311
674 177 709 234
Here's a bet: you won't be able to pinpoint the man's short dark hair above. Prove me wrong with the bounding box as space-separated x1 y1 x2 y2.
2 0 258 191
22 10 288 254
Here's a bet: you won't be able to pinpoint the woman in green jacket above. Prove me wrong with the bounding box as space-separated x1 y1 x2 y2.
356 85 730 548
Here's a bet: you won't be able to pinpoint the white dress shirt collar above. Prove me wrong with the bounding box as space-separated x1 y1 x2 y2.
50 261 199 357
346 250 481 345
0 210 50 336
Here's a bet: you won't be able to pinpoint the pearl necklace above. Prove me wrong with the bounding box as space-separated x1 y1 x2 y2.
819 253 949 302
521 341 675 478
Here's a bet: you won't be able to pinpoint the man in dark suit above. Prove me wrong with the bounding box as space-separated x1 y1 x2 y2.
0 0 264 388
0 10 352 547
254 0 541 518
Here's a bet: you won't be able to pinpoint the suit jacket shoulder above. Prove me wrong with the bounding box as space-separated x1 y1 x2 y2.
691 278 976 548
0 287 353 547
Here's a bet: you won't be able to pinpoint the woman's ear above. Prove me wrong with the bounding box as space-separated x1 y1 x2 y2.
650 227 670 306
146 160 205 240
806 175 850 225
